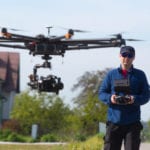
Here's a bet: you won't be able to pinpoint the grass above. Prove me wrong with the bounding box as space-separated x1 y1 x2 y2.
69 134 103 150
0 143 67 150
0 134 103 150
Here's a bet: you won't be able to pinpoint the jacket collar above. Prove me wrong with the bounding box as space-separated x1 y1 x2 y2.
118 65 134 74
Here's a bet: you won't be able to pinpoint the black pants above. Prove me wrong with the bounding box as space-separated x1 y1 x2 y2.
103 121 143 150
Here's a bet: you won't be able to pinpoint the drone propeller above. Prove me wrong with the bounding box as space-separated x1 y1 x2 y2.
55 26 89 33
8 28 23 31
125 39 144 42
0 26 25 32
111 33 143 42
0 27 27 38
69 29 89 33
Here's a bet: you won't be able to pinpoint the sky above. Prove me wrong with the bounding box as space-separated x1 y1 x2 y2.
0 0 150 121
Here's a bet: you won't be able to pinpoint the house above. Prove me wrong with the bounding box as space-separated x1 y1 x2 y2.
0 52 20 125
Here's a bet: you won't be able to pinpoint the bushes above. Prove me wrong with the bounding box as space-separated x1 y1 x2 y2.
0 129 34 142
6 132 25 142
0 129 104 150
2 119 21 133
0 130 61 143
75 133 86 142
0 129 12 141
40 133 59 142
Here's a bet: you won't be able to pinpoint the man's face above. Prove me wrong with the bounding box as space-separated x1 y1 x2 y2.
119 52 135 68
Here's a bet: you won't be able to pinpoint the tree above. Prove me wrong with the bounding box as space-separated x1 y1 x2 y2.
72 69 110 107
79 91 107 135
11 91 43 135
11 91 72 136
71 69 110 135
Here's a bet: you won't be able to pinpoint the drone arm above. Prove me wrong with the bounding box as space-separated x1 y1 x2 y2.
2 32 39 42
65 44 121 50
60 38 124 45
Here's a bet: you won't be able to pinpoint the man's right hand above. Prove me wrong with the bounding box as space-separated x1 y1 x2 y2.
111 94 117 104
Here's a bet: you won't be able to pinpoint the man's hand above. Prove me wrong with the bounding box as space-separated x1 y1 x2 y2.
111 94 118 104
127 96 134 104
111 94 134 105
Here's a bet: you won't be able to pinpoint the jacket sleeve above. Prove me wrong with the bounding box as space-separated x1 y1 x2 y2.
133 72 150 106
98 72 112 105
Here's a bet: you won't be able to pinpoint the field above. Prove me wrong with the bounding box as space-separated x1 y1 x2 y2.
0 135 103 150
0 143 67 150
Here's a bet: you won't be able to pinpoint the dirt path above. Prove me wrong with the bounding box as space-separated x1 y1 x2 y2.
140 143 150 150
121 142 150 150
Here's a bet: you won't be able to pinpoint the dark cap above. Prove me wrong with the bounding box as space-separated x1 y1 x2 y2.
120 46 135 56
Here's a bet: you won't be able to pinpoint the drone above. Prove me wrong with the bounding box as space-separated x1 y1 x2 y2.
0 27 140 94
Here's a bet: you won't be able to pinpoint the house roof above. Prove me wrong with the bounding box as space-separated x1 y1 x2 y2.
0 52 20 92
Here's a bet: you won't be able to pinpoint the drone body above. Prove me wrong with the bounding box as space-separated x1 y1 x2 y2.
0 27 139 94
0 27 126 56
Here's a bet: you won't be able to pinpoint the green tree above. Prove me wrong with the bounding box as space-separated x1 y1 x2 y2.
72 69 110 107
72 69 110 135
11 91 43 135
11 91 72 136
40 95 71 134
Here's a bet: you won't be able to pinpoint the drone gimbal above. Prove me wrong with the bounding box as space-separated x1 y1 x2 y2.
28 55 64 94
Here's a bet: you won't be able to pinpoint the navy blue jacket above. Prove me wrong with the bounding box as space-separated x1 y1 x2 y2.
99 66 150 125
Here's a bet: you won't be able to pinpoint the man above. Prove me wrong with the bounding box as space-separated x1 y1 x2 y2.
99 46 149 150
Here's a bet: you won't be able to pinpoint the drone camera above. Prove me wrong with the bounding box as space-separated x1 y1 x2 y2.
27 57 64 94
28 75 64 94
38 75 64 94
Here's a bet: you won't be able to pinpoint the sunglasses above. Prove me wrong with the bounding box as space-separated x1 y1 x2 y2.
121 52 134 58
